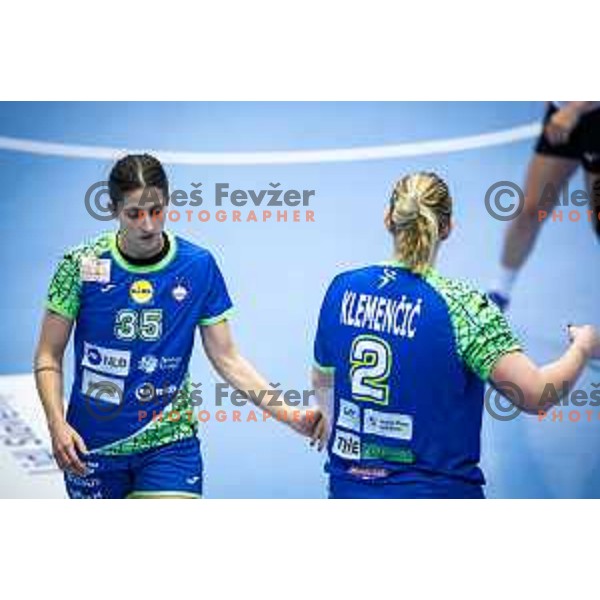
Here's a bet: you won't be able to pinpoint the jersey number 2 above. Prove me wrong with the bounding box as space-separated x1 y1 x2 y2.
350 335 391 405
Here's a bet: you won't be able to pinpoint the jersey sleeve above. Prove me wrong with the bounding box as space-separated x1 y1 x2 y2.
46 251 82 320
313 277 338 373
431 276 522 381
198 253 234 326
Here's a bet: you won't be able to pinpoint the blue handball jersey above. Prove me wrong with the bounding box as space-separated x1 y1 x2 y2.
46 231 233 455
314 262 521 487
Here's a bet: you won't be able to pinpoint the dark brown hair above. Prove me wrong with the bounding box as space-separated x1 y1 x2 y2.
108 154 169 208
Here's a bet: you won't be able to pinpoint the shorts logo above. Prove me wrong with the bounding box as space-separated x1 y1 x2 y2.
172 284 189 302
364 409 413 440
332 429 361 461
337 399 361 433
80 258 111 283
81 369 124 405
82 342 131 377
130 279 154 304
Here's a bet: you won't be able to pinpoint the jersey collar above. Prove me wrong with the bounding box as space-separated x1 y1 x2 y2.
109 230 177 273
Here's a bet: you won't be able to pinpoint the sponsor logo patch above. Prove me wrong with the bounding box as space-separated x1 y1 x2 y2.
138 355 159 374
130 279 154 304
332 429 361 460
362 443 416 464
337 399 361 433
80 258 111 283
81 369 124 405
135 382 156 403
138 355 182 374
135 382 178 402
364 408 413 440
82 342 131 377
377 267 397 289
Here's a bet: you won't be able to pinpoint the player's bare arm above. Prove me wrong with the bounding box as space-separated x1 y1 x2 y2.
201 320 325 441
34 310 87 475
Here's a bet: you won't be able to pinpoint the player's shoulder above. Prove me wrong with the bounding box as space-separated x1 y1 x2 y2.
424 270 481 297
172 234 220 269
326 263 385 288
423 270 499 323
61 231 113 263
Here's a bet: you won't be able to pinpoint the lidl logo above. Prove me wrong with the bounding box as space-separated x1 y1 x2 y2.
130 280 154 304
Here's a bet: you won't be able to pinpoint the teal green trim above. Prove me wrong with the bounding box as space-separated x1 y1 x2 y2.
92 376 198 456
378 259 435 277
127 491 202 499
313 361 335 374
378 259 409 268
109 230 177 273
45 301 76 321
198 307 235 326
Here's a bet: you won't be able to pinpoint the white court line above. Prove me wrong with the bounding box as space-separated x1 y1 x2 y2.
0 121 541 165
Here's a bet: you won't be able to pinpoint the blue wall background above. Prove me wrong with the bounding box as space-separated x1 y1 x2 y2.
1 101 598 498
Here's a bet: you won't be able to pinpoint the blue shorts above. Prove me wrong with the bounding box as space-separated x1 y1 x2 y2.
328 475 484 499
64 436 203 499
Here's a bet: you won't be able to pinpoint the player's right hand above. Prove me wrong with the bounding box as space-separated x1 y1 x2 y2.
545 106 581 146
568 325 600 360
309 408 329 452
49 421 89 476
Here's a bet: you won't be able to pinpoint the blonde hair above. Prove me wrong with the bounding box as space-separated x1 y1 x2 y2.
388 172 452 272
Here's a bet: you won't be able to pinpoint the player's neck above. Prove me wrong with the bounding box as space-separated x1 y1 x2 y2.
389 252 438 269
391 244 440 268
117 231 168 264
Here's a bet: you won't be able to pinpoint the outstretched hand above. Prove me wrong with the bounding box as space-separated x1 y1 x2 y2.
309 408 329 452
567 324 600 360
291 406 329 451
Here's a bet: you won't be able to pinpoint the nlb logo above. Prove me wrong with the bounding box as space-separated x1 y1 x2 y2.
82 342 131 377
130 280 154 304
